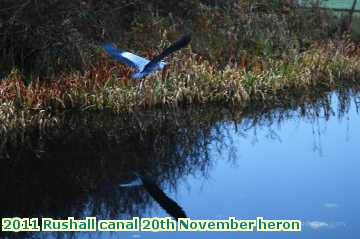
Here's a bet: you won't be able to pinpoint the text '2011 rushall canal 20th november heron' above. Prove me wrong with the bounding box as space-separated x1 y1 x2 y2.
2 217 301 232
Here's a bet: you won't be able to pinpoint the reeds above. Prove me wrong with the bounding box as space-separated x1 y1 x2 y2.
1 40 360 130
1 1 360 147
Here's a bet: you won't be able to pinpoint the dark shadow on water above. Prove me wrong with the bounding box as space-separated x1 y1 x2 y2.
134 173 187 220
0 86 359 238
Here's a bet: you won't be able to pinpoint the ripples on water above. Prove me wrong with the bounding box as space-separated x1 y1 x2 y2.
1 89 360 239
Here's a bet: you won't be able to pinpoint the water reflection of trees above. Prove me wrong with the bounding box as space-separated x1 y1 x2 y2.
1 105 231 223
0 87 359 238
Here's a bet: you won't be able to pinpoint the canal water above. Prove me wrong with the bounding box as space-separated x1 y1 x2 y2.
0 90 359 239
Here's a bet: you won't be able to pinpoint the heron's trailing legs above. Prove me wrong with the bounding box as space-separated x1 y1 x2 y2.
161 65 169 82
138 78 145 95
138 66 168 94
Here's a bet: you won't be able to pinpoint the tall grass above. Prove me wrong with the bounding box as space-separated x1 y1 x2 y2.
1 40 359 117
1 0 360 140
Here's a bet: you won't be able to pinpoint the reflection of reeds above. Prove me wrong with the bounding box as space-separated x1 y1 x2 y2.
0 87 358 239
0 87 358 233
0 104 221 221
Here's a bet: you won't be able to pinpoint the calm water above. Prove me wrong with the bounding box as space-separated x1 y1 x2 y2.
1 91 359 239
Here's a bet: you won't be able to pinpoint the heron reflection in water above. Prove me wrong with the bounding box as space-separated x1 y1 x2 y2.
120 172 187 220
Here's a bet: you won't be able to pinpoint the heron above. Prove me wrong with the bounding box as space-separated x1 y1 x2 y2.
120 172 187 220
101 33 192 79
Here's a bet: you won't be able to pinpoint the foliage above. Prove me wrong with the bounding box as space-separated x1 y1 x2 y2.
1 40 359 121
0 0 349 78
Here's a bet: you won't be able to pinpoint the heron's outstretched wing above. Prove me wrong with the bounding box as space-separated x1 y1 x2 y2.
119 173 187 219
139 174 187 220
119 177 143 187
142 33 192 72
102 43 150 71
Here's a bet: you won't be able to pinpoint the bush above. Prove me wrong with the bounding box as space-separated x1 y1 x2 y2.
0 0 348 79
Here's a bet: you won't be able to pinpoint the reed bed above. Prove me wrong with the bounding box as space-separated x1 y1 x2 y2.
1 40 360 137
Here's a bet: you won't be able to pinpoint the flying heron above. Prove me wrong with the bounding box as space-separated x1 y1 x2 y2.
102 33 192 79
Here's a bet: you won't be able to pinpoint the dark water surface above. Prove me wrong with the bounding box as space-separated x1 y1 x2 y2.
1 91 359 239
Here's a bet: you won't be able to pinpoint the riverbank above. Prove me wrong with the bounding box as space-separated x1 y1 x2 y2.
2 71 359 239
1 1 360 150
1 40 360 114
